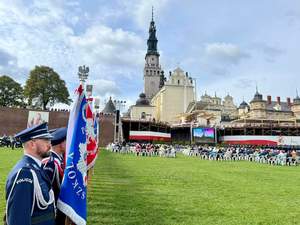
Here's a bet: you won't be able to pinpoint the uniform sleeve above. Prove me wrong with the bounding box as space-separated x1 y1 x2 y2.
43 160 55 184
6 168 34 225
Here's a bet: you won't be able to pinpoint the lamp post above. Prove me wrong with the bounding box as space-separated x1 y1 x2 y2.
86 84 93 107
113 99 126 143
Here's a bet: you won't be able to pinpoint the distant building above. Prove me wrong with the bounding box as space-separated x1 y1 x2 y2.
233 89 300 125
99 97 116 146
129 93 155 120
143 14 162 100
128 13 195 125
151 67 195 123
183 92 237 126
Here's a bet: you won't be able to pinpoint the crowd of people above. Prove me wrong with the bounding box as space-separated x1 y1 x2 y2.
107 142 176 158
0 135 22 149
108 142 300 166
182 145 300 166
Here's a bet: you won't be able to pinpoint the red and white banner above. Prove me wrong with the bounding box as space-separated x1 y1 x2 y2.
86 103 98 170
221 135 300 146
129 131 171 141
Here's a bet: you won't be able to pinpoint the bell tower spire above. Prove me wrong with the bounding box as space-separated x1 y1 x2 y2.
146 6 159 57
152 6 154 21
144 7 162 100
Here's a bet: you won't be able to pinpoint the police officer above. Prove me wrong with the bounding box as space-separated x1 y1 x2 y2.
5 123 55 225
42 127 67 225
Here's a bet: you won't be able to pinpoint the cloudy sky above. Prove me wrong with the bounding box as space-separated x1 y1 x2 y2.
0 0 299 110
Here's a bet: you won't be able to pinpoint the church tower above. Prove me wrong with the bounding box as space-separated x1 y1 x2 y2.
144 8 162 100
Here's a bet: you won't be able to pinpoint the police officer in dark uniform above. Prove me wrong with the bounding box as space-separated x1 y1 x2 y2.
5 123 55 225
42 127 67 225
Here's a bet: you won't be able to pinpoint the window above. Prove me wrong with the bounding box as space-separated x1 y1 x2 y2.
141 112 146 119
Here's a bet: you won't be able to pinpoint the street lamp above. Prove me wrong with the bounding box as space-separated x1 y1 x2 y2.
86 84 93 98
113 99 126 143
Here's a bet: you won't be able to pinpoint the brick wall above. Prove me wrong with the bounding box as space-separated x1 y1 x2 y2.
0 107 115 147
0 107 69 135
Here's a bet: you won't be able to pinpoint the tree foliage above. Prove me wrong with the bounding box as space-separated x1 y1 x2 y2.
24 66 71 110
0 75 24 107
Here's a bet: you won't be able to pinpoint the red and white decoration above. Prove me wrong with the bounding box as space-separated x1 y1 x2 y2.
86 102 98 170
129 131 171 141
221 135 300 146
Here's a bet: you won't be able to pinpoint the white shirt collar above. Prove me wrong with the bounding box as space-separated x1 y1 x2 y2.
25 153 42 167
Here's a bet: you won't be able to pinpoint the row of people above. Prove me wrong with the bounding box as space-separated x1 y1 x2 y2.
107 142 176 158
108 142 300 166
183 145 300 166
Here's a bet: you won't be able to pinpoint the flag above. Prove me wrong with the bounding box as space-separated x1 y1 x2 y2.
86 102 98 170
57 84 87 225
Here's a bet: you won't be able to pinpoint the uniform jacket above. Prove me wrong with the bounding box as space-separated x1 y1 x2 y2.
42 151 64 201
5 155 55 225
42 151 66 225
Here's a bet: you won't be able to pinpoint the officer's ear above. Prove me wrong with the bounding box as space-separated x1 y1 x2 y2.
24 139 36 149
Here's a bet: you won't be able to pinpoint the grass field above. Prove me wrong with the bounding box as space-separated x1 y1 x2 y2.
2 148 300 225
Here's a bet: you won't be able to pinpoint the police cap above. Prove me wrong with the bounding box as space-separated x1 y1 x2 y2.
51 127 67 146
15 122 53 143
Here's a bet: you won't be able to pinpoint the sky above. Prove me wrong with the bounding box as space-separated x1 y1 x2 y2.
0 0 300 110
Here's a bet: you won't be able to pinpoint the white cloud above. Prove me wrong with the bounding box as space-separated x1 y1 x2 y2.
91 79 120 96
205 43 250 65
69 25 144 68
119 0 170 29
0 0 145 88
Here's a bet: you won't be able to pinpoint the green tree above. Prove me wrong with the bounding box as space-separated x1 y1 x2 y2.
0 75 24 107
24 66 71 110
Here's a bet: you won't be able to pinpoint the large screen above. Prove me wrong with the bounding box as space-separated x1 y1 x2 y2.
193 127 215 143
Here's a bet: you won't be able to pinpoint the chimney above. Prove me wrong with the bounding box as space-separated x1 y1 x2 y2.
277 96 281 105
267 95 271 104
287 97 291 107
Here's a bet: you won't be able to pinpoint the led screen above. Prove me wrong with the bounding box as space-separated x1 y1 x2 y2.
193 127 215 143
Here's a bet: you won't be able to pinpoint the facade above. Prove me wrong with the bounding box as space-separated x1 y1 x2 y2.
130 93 155 120
183 93 237 126
128 13 195 125
151 67 195 123
234 90 300 125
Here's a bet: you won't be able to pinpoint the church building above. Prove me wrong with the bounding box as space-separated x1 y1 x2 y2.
129 11 195 124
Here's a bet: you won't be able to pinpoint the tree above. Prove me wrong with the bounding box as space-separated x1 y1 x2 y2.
24 66 71 110
0 75 25 107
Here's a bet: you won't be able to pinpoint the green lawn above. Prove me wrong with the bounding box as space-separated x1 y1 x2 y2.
2 148 300 225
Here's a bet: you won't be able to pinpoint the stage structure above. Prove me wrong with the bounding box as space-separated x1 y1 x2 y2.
122 118 171 142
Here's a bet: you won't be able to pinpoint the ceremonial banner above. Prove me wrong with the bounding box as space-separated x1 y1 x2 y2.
86 103 98 170
57 85 87 225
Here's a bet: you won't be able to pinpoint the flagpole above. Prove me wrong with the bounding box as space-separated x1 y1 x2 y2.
86 84 93 186
63 65 89 225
